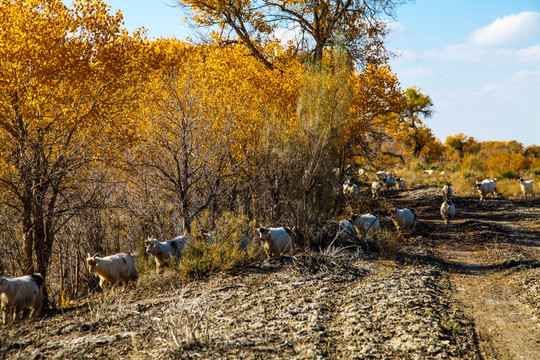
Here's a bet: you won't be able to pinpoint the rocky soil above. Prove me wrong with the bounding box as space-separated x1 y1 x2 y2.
1 187 539 359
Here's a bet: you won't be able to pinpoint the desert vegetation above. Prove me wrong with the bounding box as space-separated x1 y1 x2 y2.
0 0 538 308
1 1 539 357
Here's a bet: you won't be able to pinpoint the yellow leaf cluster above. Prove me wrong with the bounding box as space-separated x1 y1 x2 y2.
0 0 149 183
138 39 303 166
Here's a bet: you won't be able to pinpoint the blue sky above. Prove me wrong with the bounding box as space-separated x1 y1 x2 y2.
387 0 540 147
100 0 539 146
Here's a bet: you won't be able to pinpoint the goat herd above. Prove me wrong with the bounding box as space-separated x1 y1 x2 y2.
0 171 536 326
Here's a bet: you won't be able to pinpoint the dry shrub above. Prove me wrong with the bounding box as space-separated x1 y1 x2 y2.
147 289 213 355
135 237 156 277
84 290 138 330
292 248 368 280
460 153 486 174
372 230 403 260
451 176 477 197
179 212 262 281
495 178 521 198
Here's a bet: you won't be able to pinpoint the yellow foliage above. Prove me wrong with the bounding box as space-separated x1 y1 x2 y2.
351 64 403 135
0 0 150 275
0 0 148 169
138 39 303 168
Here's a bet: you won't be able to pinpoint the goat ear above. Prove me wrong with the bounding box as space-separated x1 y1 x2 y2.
87 252 91 259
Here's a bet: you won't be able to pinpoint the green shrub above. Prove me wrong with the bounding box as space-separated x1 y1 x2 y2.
497 170 519 180
178 212 262 281
440 313 464 335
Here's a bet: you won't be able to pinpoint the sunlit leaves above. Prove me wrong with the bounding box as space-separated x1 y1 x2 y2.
0 0 149 275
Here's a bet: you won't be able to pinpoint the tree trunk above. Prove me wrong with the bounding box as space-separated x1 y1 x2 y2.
179 188 191 234
21 188 35 274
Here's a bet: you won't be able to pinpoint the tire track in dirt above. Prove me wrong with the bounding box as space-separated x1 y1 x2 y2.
395 188 540 360
443 248 540 360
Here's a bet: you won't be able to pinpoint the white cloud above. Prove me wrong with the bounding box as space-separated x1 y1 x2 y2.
515 44 540 63
421 13 540 64
422 43 513 63
422 42 540 65
469 11 540 45
386 21 408 36
511 69 540 83
480 82 506 94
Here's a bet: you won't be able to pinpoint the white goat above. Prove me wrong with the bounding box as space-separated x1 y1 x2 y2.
476 179 497 200
343 182 360 197
257 227 292 258
371 181 382 199
0 274 44 325
376 171 388 180
145 236 188 272
442 182 453 201
519 178 534 198
396 177 407 190
337 219 357 240
87 253 138 290
390 208 417 235
440 200 456 225
351 213 381 236
384 175 396 189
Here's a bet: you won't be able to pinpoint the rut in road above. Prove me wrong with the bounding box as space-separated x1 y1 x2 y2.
390 187 540 360
445 248 540 360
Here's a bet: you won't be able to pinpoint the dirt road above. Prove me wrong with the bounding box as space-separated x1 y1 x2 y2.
391 187 540 360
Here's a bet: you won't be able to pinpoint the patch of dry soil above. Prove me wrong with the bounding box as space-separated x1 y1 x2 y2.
1 187 539 359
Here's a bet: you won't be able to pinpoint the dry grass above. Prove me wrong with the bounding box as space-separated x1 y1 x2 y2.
496 178 522 198
146 289 214 355
392 166 539 199
451 176 478 197
137 269 185 294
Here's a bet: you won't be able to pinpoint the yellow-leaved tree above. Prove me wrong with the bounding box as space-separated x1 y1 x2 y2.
0 0 147 288
130 40 301 234
349 64 404 166
374 86 442 163
445 133 481 160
